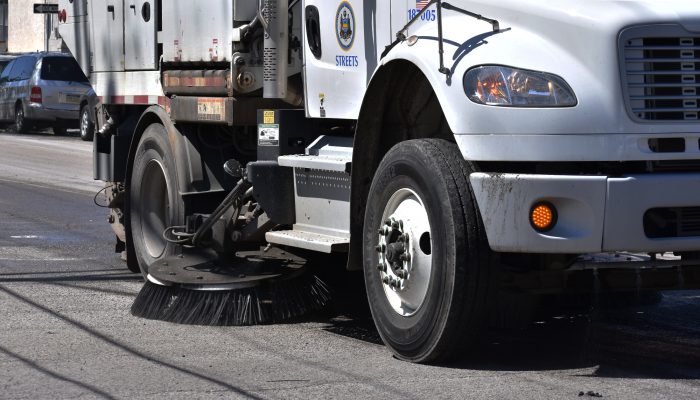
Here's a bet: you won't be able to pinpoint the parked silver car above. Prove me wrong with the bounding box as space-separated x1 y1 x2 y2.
0 52 95 140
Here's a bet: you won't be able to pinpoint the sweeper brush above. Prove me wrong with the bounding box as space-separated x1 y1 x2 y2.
130 249 331 326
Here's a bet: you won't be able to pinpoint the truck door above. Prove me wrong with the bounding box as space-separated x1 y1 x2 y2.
90 0 125 72
302 0 369 119
124 0 158 70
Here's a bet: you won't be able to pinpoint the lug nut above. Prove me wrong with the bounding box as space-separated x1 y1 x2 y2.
392 221 400 229
378 228 386 236
377 264 385 271
382 276 390 285
385 219 392 226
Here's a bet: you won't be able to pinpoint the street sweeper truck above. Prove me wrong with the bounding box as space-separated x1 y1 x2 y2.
58 0 700 362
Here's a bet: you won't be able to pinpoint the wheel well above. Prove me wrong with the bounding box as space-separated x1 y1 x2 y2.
125 107 172 190
348 60 454 270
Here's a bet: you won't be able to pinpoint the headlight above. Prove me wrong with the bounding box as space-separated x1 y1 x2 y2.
464 65 577 107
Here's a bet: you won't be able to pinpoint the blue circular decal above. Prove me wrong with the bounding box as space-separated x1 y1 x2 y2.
336 1 355 52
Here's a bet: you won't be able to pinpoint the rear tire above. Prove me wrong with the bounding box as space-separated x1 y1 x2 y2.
363 139 492 363
79 105 94 141
13 104 28 134
129 124 184 277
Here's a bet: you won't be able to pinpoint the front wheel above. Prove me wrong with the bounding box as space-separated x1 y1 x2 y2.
363 139 492 363
79 105 94 141
128 123 184 277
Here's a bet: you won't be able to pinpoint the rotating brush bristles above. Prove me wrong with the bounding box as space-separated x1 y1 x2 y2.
130 274 331 326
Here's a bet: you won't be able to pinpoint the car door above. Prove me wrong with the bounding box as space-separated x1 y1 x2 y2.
0 59 16 121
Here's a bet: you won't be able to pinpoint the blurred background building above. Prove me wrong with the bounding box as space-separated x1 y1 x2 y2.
1 0 62 53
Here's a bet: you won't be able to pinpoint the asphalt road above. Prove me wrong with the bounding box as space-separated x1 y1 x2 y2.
0 130 699 399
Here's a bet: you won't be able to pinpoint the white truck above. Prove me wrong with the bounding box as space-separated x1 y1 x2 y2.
58 0 700 362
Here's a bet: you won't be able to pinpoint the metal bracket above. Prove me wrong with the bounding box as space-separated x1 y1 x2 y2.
391 0 500 82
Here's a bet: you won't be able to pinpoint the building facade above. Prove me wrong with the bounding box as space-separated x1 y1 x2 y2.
4 0 61 54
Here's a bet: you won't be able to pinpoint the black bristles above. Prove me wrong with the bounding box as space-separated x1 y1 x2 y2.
130 274 331 326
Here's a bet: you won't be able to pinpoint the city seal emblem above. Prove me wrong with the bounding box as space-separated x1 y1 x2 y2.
335 1 355 51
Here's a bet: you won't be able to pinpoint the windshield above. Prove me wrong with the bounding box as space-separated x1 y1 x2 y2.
40 57 89 83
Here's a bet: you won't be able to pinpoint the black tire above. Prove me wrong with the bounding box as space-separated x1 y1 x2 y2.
363 139 491 363
53 126 68 136
13 103 29 133
128 123 184 277
79 105 94 141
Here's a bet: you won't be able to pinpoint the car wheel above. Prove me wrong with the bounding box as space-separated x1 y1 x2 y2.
363 139 492 363
79 105 94 141
128 123 184 277
13 104 28 133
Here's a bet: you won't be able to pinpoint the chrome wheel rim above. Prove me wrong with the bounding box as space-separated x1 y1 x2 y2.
140 159 170 259
80 109 89 137
15 107 23 131
376 188 432 317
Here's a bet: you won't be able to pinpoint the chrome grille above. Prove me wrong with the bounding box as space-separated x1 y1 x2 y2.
622 27 700 122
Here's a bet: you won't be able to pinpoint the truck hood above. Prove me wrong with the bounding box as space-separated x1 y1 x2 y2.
451 0 700 35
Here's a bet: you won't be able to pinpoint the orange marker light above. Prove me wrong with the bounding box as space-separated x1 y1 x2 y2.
530 202 557 232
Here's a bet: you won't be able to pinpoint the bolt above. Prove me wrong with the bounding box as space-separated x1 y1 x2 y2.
377 264 384 271
400 254 411 262
392 221 400 229
375 244 385 253
378 228 385 236
384 219 392 226
396 270 406 279
382 276 390 285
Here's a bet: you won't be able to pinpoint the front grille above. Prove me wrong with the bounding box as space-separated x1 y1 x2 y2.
622 26 700 122
644 207 700 238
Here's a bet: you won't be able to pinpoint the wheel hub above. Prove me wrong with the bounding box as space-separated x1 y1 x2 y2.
376 188 432 316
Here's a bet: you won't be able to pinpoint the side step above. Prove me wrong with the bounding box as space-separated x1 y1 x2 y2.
267 135 353 254
266 230 349 253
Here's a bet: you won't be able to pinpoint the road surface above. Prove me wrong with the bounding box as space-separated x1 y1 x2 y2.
0 131 698 399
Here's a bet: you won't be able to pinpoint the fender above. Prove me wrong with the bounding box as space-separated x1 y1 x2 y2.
126 105 225 196
347 59 452 270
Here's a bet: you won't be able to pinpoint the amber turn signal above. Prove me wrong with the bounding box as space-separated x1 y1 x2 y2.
530 202 557 232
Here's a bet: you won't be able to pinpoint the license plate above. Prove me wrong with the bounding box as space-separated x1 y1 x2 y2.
59 93 81 104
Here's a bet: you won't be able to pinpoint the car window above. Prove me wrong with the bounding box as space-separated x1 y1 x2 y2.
0 61 11 75
0 59 15 83
40 57 89 83
12 56 38 81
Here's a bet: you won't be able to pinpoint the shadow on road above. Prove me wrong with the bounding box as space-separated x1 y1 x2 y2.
0 282 265 400
318 271 700 379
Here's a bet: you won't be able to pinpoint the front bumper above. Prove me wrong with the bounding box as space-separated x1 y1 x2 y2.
26 103 79 123
470 172 700 253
